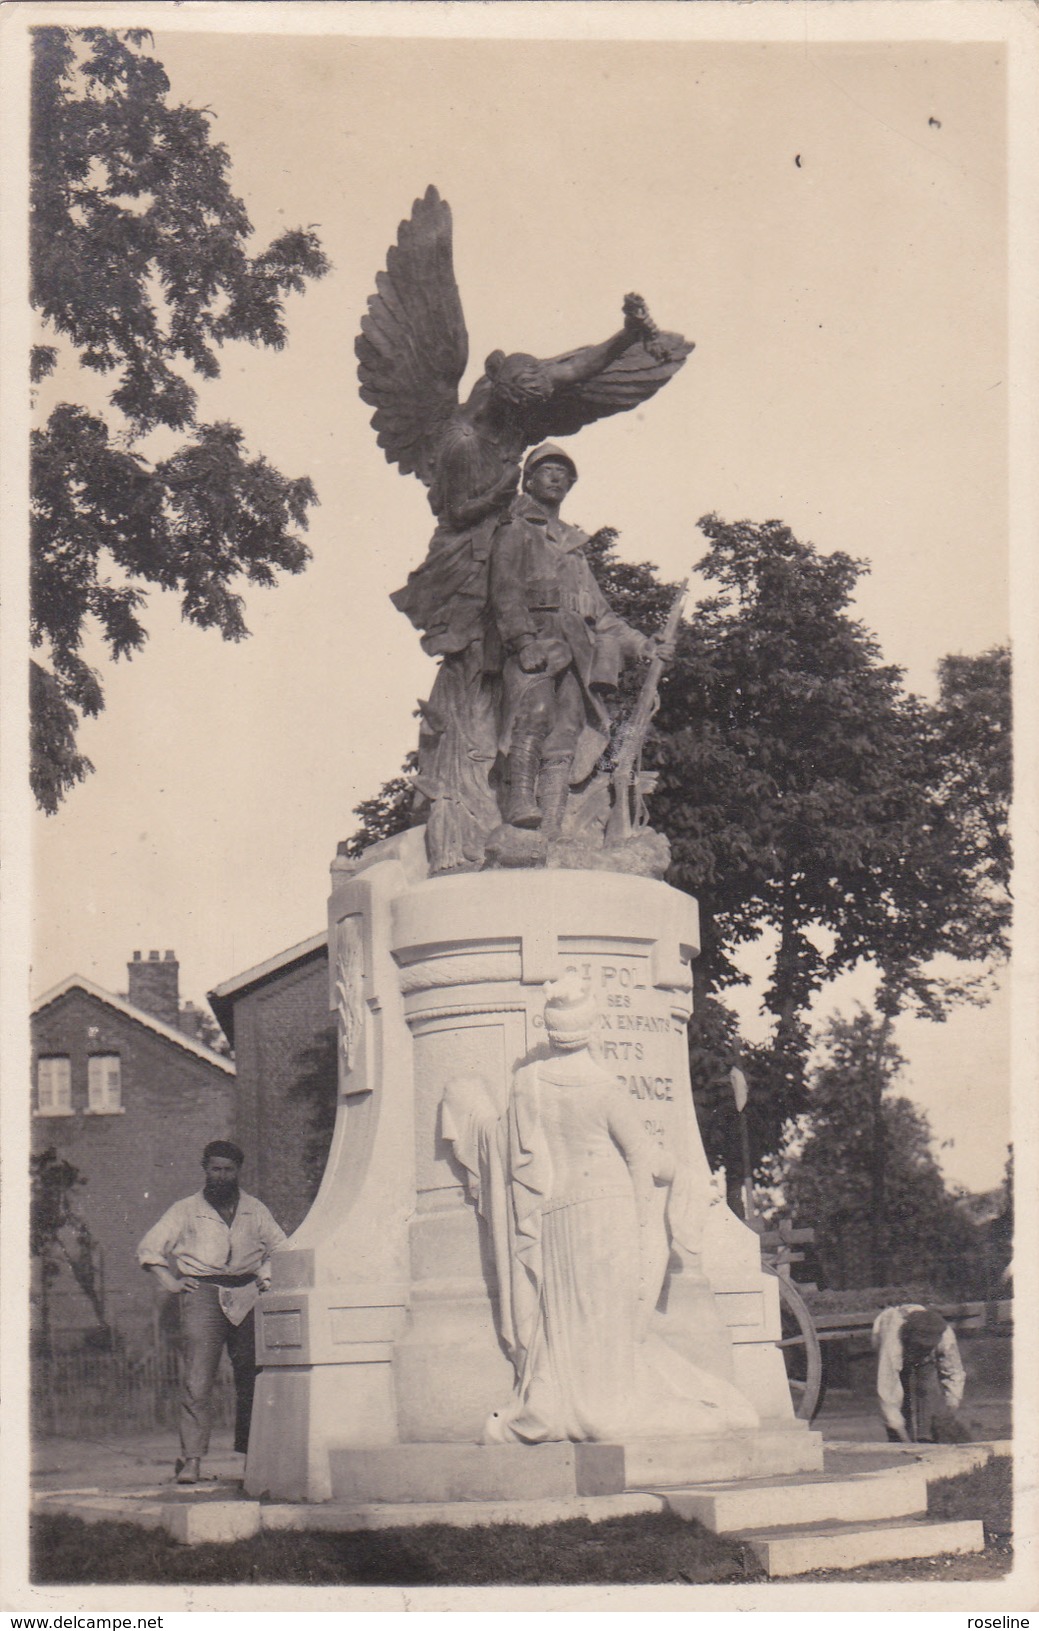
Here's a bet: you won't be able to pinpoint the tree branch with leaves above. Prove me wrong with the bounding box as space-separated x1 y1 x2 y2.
30 26 329 811
31 1147 108 1343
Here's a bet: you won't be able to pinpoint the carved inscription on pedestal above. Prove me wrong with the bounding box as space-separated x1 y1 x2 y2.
554 956 683 1140
262 1309 304 1349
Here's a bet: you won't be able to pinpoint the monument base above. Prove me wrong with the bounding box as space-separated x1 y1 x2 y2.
622 1423 823 1487
314 1426 822 1506
245 857 815 1503
328 1441 625 1504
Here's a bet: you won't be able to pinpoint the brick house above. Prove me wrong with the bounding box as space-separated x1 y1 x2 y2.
31 951 236 1352
208 932 333 1235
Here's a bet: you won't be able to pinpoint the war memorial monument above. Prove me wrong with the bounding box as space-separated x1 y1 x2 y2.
242 187 822 1506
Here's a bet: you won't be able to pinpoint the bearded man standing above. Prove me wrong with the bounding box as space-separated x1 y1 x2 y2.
137 1141 286 1484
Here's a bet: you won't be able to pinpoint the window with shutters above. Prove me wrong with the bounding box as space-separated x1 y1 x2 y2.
87 1053 122 1113
37 1056 72 1115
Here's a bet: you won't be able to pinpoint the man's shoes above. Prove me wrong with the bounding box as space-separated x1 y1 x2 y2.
175 1456 201 1484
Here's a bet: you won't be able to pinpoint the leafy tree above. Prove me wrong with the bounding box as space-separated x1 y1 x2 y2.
651 517 1010 1174
831 651 1011 1035
656 519 1008 1008
191 1004 233 1059
988 1145 1013 1284
338 751 419 861
342 518 1010 1187
920 646 1012 961
287 1026 339 1215
1002 1144 1013 1218
30 26 329 812
31 1148 108 1344
682 995 782 1212
581 527 680 668
771 1011 988 1293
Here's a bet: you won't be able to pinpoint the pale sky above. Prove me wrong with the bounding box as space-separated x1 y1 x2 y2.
25 13 1015 1190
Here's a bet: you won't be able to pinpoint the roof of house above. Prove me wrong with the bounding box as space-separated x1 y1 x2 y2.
207 931 328 1046
31 977 237 1074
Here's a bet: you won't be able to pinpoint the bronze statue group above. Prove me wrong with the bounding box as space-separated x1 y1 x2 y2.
358 186 690 875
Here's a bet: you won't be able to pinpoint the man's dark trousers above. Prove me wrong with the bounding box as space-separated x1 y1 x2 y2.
886 1355 958 1443
179 1283 257 1457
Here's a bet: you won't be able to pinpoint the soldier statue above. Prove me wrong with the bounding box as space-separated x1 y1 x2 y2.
489 444 674 837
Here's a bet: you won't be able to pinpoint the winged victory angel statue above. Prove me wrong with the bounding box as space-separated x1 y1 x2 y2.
356 186 692 876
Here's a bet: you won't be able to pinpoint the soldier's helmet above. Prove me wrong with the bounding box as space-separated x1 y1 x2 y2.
523 443 578 488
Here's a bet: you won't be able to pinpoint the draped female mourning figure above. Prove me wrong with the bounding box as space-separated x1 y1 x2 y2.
441 975 758 1443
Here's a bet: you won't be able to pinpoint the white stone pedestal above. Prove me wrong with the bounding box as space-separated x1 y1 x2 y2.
244 844 818 1502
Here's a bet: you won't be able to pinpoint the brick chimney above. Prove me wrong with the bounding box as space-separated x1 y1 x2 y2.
127 950 180 1027
177 1000 203 1042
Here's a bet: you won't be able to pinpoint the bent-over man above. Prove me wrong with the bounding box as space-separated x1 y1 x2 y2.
137 1140 286 1483
871 1303 966 1444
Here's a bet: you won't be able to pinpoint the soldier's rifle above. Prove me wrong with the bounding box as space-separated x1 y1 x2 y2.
605 580 687 847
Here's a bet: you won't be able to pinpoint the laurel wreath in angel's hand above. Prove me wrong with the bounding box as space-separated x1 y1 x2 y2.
356 186 694 495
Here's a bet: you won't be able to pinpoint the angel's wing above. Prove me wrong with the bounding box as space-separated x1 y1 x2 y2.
522 334 693 445
356 186 469 484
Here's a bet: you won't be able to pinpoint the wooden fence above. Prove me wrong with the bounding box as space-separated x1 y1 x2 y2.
808 1299 1013 1396
808 1298 1013 1345
31 1342 235 1438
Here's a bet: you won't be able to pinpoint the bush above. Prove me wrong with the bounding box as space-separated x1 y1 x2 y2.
803 1284 942 1315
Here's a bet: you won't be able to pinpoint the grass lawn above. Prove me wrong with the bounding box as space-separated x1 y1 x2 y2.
31 1510 759 1587
30 1457 1011 1588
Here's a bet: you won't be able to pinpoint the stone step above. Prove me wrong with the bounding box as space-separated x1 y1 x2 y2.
826 1440 1008 1481
744 1516 985 1578
261 1490 666 1533
34 1487 669 1545
624 1424 824 1488
662 1467 927 1533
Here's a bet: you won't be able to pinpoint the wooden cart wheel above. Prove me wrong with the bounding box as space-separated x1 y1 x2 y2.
770 1271 824 1422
